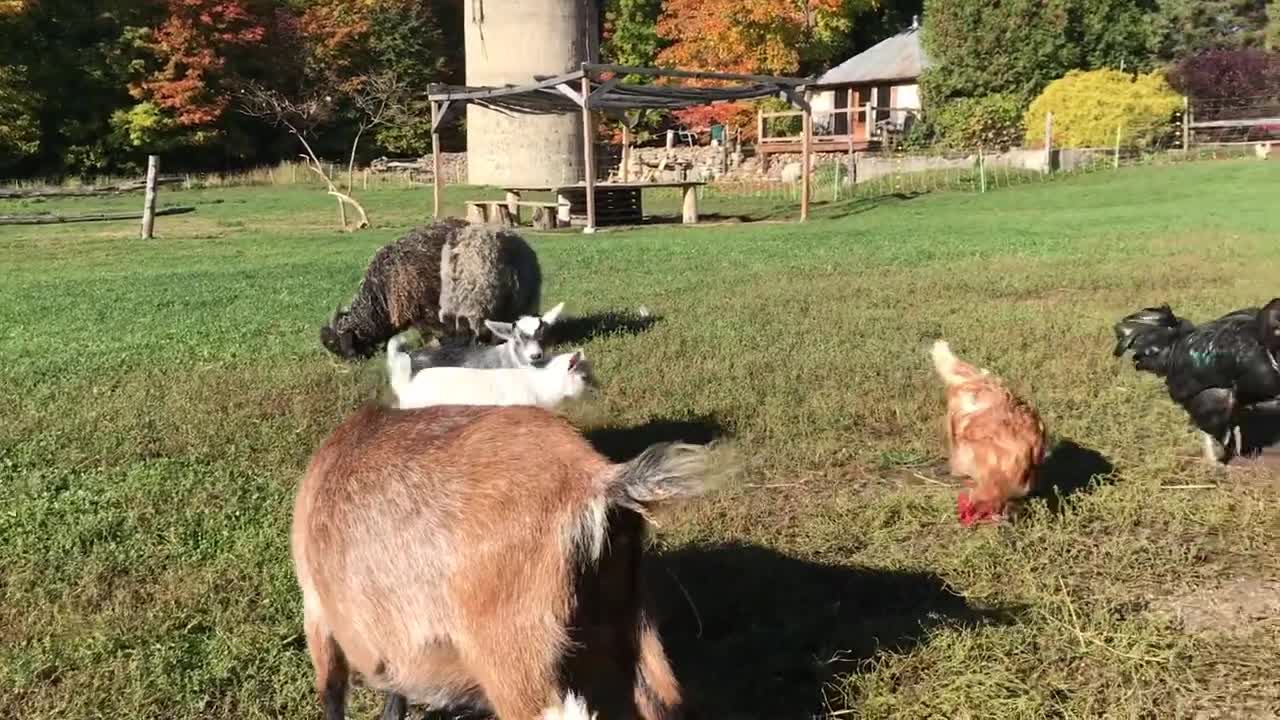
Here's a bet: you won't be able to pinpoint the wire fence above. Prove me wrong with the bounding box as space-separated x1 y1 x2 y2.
683 112 1267 207
1188 94 1280 146
4 98 1274 210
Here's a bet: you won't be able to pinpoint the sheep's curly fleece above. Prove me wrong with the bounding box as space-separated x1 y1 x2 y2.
336 218 467 348
438 223 542 336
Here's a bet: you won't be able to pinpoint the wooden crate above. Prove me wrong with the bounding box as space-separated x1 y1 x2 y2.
560 187 643 226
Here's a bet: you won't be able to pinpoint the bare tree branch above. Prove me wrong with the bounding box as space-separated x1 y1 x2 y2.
238 83 370 231
346 73 412 191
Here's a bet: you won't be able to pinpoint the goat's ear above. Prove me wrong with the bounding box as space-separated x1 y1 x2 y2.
485 320 514 340
567 349 584 371
542 302 565 325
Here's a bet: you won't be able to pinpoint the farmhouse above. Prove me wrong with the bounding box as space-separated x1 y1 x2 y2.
759 18 929 159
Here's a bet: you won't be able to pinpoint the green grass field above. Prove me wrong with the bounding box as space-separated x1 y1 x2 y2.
2 160 1279 719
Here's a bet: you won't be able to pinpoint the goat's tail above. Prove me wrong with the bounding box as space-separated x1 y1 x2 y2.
541 692 597 720
605 441 738 513
930 339 984 386
385 334 413 406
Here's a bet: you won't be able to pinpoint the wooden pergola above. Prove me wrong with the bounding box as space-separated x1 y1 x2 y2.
428 63 815 230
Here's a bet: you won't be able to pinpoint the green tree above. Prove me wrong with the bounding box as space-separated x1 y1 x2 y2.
602 0 666 68
366 0 450 155
1269 0 1280 48
0 64 40 169
1 0 162 174
921 0 1158 108
1154 0 1270 58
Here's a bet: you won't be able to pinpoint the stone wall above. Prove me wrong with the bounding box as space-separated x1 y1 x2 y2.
370 153 467 184
612 144 744 182
748 147 1109 184
393 146 1108 186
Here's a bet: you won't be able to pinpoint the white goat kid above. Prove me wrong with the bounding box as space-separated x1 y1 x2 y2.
387 336 594 410
409 302 565 372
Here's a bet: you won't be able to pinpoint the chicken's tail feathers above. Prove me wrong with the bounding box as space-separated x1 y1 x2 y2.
1112 304 1189 375
931 339 984 386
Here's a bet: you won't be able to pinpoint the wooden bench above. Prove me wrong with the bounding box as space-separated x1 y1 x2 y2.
465 199 565 230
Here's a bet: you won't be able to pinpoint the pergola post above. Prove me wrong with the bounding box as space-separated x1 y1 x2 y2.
581 72 596 232
800 97 812 222
621 123 631 182
430 99 442 218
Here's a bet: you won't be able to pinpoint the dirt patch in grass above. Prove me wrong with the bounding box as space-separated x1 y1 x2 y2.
1154 577 1280 639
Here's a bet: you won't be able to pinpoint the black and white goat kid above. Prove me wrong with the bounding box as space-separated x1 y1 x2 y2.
1113 298 1280 463
406 302 565 372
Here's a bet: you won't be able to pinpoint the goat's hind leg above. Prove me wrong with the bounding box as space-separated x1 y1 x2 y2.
303 612 349 720
634 613 684 720
379 692 408 720
458 622 563 719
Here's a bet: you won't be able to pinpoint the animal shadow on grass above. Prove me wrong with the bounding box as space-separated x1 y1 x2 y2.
585 415 725 463
1033 438 1115 513
649 543 1022 719
549 309 662 346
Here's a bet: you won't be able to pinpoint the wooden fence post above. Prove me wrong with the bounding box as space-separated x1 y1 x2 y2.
978 147 987 193
140 154 159 239
1043 112 1054 174
1182 96 1191 155
1113 124 1122 169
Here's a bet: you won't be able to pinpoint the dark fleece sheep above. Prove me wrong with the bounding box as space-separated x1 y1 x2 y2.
321 219 545 360
320 218 466 360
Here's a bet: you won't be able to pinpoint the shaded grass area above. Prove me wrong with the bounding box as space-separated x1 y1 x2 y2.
2 160 1279 718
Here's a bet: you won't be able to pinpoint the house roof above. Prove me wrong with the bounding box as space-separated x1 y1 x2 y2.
814 27 929 87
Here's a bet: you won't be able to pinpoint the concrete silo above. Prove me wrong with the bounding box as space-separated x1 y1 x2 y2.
463 0 597 186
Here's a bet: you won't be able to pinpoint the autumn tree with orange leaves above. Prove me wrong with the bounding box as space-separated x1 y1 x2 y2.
656 0 873 136
139 0 275 129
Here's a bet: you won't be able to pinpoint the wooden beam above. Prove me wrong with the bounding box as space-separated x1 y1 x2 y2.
427 71 586 101
586 77 622 107
1189 116 1280 129
434 100 458 128
782 87 811 112
581 74 597 232
0 177 183 199
801 103 812 222
556 83 585 108
431 100 442 218
584 63 810 86
1 206 195 226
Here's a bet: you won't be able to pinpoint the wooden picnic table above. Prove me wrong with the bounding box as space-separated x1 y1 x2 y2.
501 181 705 227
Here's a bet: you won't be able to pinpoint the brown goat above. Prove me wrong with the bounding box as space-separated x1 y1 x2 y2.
291 404 729 720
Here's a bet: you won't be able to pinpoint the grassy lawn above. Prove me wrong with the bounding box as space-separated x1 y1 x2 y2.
2 160 1279 719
